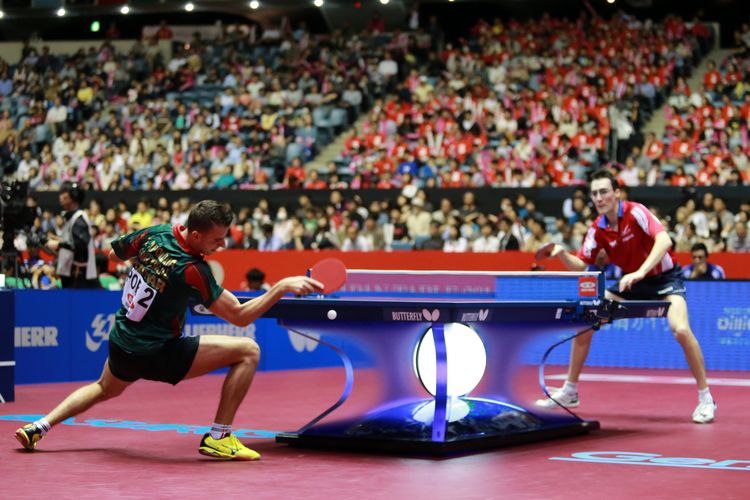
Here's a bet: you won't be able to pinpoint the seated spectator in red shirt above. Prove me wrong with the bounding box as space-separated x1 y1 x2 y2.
643 132 664 160
367 12 386 34
703 60 721 90
156 20 173 40
670 166 691 186
303 169 328 189
668 131 695 160
284 158 306 188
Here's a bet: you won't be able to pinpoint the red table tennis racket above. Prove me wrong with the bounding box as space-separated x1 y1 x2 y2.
308 258 347 294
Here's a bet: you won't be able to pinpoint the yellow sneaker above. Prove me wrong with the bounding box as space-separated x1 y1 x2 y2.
198 433 261 461
15 424 44 450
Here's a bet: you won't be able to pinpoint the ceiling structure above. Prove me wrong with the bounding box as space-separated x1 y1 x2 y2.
0 0 744 42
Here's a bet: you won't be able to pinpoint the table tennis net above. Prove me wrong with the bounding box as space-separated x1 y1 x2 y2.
341 271 603 301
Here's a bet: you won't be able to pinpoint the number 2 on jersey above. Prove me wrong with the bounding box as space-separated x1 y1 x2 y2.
122 268 157 322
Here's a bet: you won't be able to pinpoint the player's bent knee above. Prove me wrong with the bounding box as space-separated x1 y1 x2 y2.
238 337 260 365
671 326 693 343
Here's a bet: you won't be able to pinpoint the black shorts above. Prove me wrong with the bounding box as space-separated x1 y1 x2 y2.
607 265 686 300
108 336 200 385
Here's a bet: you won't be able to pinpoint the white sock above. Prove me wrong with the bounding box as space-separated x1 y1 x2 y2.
209 423 232 439
33 418 51 436
698 388 713 404
562 381 579 395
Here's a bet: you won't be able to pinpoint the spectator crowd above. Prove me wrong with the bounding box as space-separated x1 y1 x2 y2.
5 184 748 289
4 11 747 193
1 9 750 289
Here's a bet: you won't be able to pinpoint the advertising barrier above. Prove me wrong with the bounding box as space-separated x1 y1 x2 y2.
10 281 750 385
12 290 360 384
0 291 14 402
521 280 750 371
205 250 750 290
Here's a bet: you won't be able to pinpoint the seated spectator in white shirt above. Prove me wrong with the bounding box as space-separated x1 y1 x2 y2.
472 223 500 252
341 225 372 251
16 150 39 180
45 97 68 134
341 82 363 108
726 221 750 252
618 156 641 187
406 197 431 239
443 225 468 252
377 52 398 81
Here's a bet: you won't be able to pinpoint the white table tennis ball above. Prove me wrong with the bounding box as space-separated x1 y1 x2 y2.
327 309 337 320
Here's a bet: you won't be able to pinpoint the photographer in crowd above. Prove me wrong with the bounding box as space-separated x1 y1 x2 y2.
46 182 98 288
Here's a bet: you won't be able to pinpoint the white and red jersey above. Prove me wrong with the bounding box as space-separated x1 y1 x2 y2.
706 152 726 171
668 138 694 159
645 139 665 159
577 201 675 276
703 69 722 90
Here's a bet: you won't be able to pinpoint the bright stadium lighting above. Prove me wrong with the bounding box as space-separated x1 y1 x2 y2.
313 0 324 7
380 0 390 4
56 7 66 16
120 5 130 14
185 2 195 12
249 0 259 9
0 10 4 19
607 0 616 3
413 323 487 398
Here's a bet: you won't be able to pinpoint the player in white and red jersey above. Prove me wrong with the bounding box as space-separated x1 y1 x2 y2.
535 169 716 423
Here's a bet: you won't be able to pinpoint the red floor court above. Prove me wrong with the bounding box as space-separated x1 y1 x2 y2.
1 366 749 500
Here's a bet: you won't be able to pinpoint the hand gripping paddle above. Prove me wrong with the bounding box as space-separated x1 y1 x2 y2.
534 241 556 261
308 258 347 295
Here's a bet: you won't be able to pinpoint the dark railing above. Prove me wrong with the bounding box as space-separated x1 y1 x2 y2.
28 186 750 216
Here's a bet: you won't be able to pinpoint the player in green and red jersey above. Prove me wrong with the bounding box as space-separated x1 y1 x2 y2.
16 200 323 460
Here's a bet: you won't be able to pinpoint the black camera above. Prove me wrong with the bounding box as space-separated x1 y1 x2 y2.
0 180 38 254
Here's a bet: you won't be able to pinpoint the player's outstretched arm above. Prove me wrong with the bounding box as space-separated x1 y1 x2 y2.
637 231 672 277
209 276 323 327
535 242 587 271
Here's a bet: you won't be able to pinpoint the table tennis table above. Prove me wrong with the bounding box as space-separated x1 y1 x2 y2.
198 271 670 455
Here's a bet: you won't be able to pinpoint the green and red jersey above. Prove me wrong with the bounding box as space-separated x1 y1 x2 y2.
109 224 223 353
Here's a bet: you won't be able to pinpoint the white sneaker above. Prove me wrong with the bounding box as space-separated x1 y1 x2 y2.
692 400 716 423
535 388 580 409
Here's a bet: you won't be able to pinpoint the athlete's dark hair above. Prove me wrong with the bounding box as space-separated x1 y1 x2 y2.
187 200 233 232
589 168 620 190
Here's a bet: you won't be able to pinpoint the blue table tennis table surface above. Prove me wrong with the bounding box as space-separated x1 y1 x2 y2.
225 271 669 324
251 295 669 324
